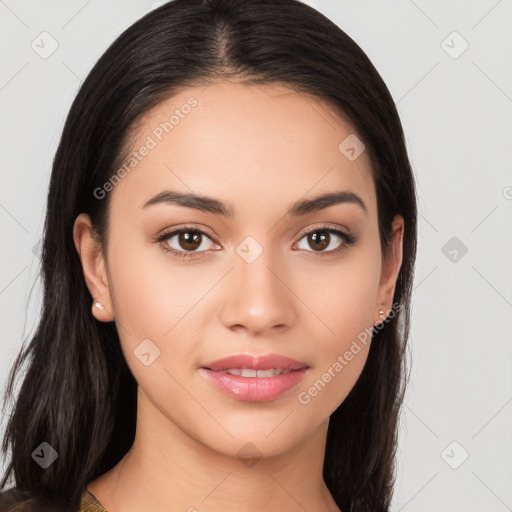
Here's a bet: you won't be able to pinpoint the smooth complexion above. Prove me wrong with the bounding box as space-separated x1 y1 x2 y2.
74 81 404 512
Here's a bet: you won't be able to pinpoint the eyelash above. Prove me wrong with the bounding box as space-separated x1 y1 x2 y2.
155 223 357 261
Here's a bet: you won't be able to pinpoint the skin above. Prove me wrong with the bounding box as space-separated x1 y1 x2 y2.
73 81 403 512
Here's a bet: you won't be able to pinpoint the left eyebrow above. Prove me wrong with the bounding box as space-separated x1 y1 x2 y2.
142 189 367 217
289 191 367 216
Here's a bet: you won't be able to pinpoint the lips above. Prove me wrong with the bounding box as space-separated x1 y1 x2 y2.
200 353 310 402
201 353 308 372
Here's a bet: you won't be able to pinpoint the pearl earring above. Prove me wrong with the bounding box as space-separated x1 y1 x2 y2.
94 302 105 310
379 309 384 320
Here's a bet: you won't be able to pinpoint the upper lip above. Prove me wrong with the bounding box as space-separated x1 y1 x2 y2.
201 354 309 371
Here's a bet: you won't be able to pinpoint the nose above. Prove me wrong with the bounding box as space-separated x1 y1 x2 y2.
219 245 296 336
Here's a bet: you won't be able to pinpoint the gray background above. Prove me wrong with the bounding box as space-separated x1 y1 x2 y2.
1 0 511 510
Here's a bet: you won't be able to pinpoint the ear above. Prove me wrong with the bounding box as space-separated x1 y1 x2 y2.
73 213 115 322
375 214 404 325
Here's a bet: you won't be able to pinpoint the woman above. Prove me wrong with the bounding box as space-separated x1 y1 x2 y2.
0 0 417 510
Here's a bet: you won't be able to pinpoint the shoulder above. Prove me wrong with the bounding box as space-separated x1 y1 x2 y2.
0 487 103 512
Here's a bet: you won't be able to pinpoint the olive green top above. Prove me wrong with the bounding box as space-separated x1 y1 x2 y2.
0 487 107 511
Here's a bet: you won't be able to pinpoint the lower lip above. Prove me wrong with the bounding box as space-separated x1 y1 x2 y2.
201 368 308 402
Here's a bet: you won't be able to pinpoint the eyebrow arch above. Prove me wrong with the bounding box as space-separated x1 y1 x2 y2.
142 189 367 216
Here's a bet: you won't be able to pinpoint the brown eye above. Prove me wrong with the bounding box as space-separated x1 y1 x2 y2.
177 231 202 251
306 230 330 252
295 226 356 256
157 226 220 260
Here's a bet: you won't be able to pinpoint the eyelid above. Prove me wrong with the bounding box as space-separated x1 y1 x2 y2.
295 222 351 240
154 223 216 242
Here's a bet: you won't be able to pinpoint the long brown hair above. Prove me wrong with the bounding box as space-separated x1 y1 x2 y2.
1 1 417 510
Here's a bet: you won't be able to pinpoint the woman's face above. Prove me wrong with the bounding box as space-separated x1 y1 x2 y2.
75 81 403 459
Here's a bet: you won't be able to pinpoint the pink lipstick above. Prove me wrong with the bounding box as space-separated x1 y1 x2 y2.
200 354 309 402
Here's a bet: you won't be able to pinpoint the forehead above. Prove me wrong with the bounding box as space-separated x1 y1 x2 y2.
111 81 376 219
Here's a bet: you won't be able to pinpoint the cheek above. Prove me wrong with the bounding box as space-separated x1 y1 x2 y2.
107 237 202 338
295 251 379 410
304 253 381 341
105 239 216 386
298 298 373 418
297 343 370 420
